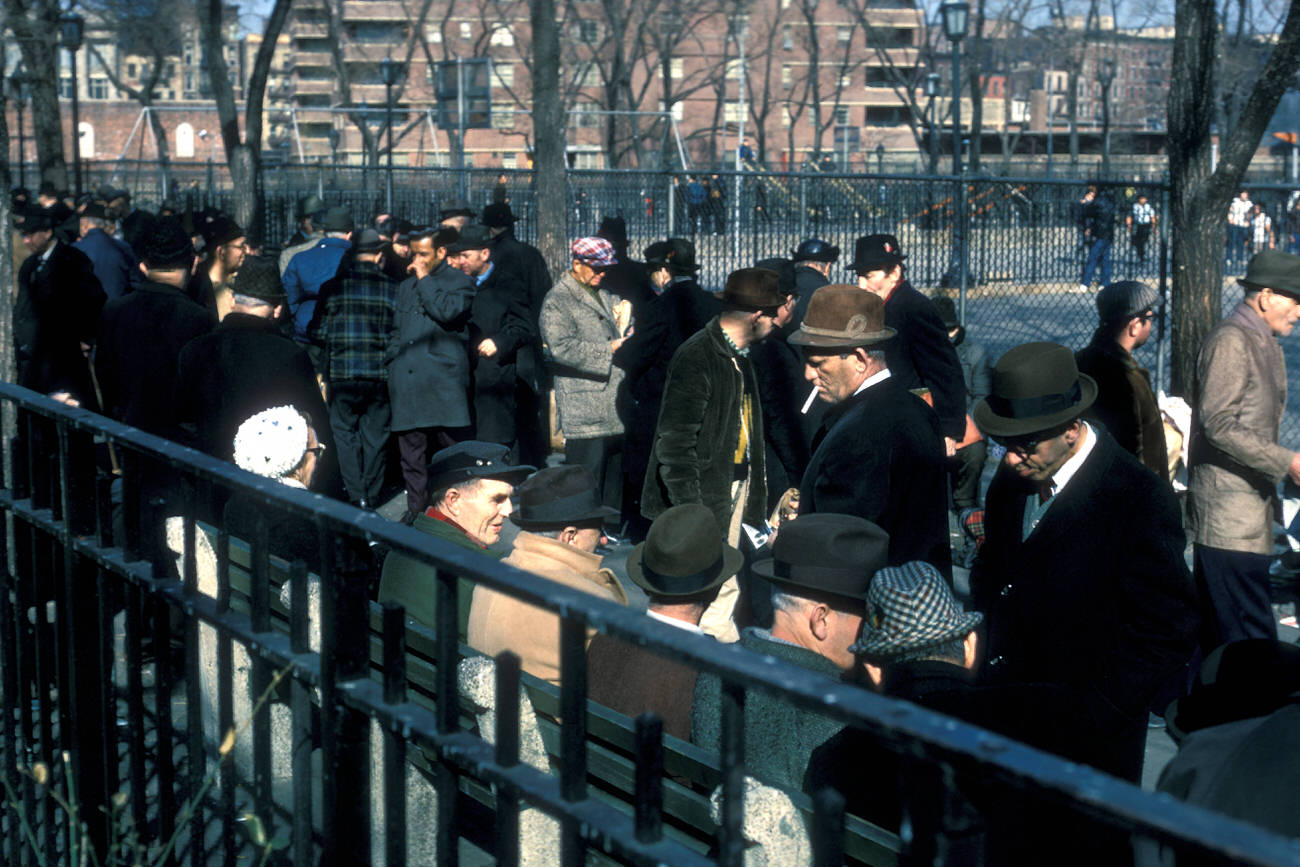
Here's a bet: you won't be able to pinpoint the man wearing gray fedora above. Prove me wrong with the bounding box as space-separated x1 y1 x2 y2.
792 284 951 576
971 342 1196 783
691 513 889 791
1188 250 1300 648
468 465 628 685
587 504 741 740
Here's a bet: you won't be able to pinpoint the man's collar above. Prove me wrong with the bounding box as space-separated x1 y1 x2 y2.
720 325 749 357
852 366 891 396
425 507 487 549
1232 300 1274 339
476 261 494 285
647 609 705 634
1041 421 1096 498
39 238 58 263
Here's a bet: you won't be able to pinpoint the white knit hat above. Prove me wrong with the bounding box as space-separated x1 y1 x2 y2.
232 406 311 479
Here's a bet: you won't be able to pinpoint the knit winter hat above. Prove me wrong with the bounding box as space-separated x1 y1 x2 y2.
233 406 311 479
141 217 195 270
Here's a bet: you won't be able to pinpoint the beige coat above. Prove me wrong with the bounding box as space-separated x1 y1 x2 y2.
1187 303 1295 554
468 531 628 683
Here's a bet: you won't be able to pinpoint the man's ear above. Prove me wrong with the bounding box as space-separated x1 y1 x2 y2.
559 525 579 546
963 631 978 670
808 603 831 641
442 487 460 515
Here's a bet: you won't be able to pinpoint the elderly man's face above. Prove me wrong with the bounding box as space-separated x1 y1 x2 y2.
998 421 1082 483
454 247 491 277
21 228 53 254
803 350 868 404
220 237 247 271
455 479 515 546
1258 288 1300 337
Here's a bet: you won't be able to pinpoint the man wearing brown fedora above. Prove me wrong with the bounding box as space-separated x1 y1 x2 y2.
849 233 966 455
587 504 741 740
691 513 889 791
971 341 1196 783
642 267 789 640
1188 250 1300 647
467 464 628 684
791 284 951 576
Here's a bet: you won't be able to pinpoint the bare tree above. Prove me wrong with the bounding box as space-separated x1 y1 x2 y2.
4 0 69 187
197 0 292 231
532 0 566 273
84 0 182 189
1167 0 1300 395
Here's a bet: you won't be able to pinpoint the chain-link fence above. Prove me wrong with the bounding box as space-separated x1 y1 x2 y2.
66 159 1300 445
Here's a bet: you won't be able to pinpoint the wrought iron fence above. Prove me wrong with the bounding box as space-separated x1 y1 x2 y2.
1 382 1298 865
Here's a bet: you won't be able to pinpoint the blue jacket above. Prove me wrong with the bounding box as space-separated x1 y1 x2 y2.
282 236 351 341
74 228 139 300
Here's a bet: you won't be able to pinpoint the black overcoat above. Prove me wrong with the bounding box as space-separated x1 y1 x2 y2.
883 280 967 441
17 241 106 405
800 377 951 575
386 264 474 432
468 263 534 445
971 426 1197 782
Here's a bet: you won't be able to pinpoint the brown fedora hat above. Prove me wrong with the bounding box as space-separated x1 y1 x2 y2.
788 284 896 349
972 342 1097 438
721 267 785 313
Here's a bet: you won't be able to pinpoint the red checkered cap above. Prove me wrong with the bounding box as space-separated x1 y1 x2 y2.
571 236 618 268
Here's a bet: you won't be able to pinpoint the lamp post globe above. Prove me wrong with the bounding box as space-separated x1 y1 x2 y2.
59 13 85 196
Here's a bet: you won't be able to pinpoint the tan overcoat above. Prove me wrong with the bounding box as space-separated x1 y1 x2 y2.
467 531 628 683
1187 302 1295 554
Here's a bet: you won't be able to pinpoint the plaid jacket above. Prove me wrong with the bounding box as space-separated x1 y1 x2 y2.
310 260 397 381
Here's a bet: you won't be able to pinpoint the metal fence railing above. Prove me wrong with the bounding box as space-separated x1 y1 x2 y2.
2 382 1299 865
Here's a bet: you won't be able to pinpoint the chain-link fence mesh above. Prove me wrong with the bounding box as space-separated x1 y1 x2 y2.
69 160 1300 446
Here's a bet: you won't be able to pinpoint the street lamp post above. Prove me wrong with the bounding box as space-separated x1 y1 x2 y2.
59 13 85 197
940 0 970 177
10 67 27 189
1098 57 1116 177
380 58 403 216
925 72 940 174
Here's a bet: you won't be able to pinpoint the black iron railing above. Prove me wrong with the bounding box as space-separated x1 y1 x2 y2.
1 381 1297 865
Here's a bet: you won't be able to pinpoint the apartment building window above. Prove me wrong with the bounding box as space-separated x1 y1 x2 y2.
126 62 137 78
424 26 443 42
577 20 600 43
59 77 73 98
490 25 514 45
782 105 793 127
724 100 744 123
459 21 472 39
833 105 850 125
663 57 683 79
502 153 518 169
568 104 601 128
575 64 600 87
781 64 792 87
837 25 851 43
88 78 109 99
782 25 793 50
493 63 514 88
838 72 850 88
492 103 514 129
725 58 742 80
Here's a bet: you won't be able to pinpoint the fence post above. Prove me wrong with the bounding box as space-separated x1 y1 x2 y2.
957 175 970 325
667 173 676 237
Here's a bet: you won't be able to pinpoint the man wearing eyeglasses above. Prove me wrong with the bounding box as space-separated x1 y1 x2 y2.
1188 251 1300 649
1074 280 1168 479
971 342 1196 783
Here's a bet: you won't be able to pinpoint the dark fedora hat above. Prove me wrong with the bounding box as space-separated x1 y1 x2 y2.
1238 249 1300 299
972 342 1097 438
510 465 618 530
481 202 518 228
793 237 840 263
752 513 889 601
932 296 960 330
627 504 743 598
446 223 493 253
1165 639 1300 743
644 238 699 274
230 256 287 304
849 233 907 274
426 441 534 492
850 561 982 660
721 267 785 313
438 198 476 219
788 284 896 349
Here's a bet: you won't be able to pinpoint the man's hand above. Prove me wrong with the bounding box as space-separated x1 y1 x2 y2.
478 338 498 358
944 436 957 458
1287 452 1300 486
610 333 630 353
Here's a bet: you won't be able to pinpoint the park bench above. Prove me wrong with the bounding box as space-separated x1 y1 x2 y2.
172 518 902 864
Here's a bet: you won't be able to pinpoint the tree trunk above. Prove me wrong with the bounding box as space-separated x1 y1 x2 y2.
146 105 173 196
6 4 67 189
1167 0 1300 397
531 0 568 276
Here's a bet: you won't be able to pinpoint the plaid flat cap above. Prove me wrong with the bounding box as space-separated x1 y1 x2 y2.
571 236 617 268
850 561 982 660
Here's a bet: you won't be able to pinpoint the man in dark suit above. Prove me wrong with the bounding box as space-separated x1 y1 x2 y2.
73 202 139 301
16 208 106 406
175 256 341 500
970 341 1197 783
587 504 740 741
790 237 838 327
792 284 951 576
850 234 966 455
447 224 534 455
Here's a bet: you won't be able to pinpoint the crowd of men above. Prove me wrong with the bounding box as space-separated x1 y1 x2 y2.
11 181 1300 859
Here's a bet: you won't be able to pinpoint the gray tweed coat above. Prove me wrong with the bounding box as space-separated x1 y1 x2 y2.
539 271 625 440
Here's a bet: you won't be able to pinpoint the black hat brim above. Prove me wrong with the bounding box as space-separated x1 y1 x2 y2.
972 374 1098 438
510 503 619 530
626 541 743 598
427 464 534 493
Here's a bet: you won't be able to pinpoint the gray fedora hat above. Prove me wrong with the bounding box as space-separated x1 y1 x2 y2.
751 513 889 601
850 561 982 660
788 284 896 349
627 504 742 598
1239 250 1300 299
972 342 1097 438
510 465 618 530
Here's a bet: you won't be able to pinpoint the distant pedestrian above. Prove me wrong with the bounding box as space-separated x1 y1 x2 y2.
1286 191 1300 255
1078 185 1116 292
1127 193 1156 265
1227 190 1252 266
1250 204 1275 254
